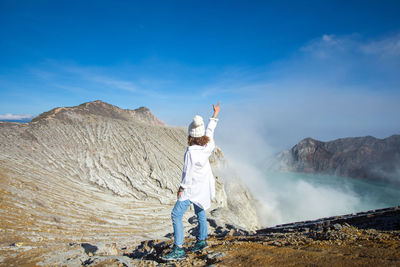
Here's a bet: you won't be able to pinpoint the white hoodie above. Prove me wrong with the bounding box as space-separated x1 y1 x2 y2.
179 118 218 210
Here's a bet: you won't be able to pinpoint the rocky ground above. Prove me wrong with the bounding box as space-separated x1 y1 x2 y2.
1 207 399 266
130 225 400 267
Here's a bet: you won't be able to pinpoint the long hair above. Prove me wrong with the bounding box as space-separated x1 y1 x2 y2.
188 135 210 146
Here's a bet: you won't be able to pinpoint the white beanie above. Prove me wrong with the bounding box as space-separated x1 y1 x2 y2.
188 115 205 137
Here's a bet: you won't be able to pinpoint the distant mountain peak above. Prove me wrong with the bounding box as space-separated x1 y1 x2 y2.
31 100 165 126
277 135 400 182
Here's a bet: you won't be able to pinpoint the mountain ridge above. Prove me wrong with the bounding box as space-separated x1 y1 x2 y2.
30 100 165 126
276 134 400 182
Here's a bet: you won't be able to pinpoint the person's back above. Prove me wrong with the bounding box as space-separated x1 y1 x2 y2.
179 114 218 210
162 103 221 261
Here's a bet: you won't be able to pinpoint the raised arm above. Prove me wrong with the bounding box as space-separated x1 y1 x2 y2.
204 102 220 155
205 102 221 139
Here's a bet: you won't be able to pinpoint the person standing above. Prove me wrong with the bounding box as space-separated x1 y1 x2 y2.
162 102 221 261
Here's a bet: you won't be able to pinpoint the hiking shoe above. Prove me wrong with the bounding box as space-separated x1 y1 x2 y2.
161 245 186 261
190 240 209 252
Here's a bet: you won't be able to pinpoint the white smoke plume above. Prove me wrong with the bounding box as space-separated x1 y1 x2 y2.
212 33 400 226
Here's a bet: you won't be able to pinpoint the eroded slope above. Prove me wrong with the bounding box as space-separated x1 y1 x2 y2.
0 101 260 263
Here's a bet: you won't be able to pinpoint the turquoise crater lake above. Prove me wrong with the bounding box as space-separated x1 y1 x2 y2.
256 171 400 226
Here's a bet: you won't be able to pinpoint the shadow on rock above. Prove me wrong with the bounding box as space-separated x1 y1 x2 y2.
124 240 170 263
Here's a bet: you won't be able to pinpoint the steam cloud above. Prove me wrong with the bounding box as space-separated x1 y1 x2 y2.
217 116 400 227
213 33 400 227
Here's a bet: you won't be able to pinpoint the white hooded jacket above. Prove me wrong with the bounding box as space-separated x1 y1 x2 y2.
178 118 218 210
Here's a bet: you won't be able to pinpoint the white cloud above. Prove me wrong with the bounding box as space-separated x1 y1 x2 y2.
301 33 400 61
360 34 400 56
300 34 356 59
212 32 400 152
90 75 138 92
201 81 270 98
322 34 334 42
58 65 143 93
0 113 34 120
29 61 167 98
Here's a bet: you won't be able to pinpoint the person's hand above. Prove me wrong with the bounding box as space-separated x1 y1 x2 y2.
177 191 183 199
177 187 184 199
212 102 220 118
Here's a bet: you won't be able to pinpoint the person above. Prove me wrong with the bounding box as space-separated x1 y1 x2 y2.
162 102 221 261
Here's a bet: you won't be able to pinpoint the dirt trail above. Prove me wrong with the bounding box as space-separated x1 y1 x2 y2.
119 223 400 267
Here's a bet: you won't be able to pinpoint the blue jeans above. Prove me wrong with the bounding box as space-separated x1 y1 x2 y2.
171 199 207 246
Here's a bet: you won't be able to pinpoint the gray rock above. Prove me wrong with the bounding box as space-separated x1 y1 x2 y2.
81 243 98 255
188 216 198 224
333 223 343 231
207 252 226 259
272 241 282 246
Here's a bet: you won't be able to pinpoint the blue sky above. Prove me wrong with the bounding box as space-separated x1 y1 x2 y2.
1 0 399 149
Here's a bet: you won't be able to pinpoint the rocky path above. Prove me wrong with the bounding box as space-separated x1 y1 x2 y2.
122 206 400 266
1 206 398 266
